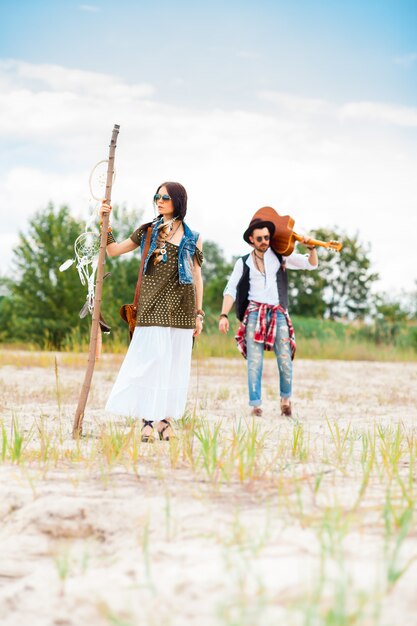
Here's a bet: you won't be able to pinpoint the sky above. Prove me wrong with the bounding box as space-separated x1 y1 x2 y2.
0 0 416 295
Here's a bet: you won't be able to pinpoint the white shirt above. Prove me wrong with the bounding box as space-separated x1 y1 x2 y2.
223 248 317 305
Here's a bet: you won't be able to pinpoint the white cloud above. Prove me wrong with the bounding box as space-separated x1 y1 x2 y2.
236 50 262 60
78 4 101 12
394 52 417 68
258 90 329 115
261 90 417 129
0 167 86 230
0 60 416 292
0 60 154 138
339 101 417 127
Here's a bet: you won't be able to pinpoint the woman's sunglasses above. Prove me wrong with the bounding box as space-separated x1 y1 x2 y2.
153 194 172 203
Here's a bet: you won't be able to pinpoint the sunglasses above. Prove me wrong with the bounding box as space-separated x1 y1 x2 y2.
254 235 270 242
153 194 172 203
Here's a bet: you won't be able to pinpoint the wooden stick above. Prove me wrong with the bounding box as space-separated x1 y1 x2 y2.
72 124 120 439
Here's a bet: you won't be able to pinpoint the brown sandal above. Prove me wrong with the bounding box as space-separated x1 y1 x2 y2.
141 420 155 443
158 419 176 441
280 400 292 417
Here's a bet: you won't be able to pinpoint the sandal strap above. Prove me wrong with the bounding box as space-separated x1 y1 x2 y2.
159 419 170 432
141 420 154 429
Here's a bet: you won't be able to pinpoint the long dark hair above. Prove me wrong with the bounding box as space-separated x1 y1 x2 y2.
156 181 188 220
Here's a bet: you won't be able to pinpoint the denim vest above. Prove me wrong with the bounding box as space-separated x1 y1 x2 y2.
141 217 199 285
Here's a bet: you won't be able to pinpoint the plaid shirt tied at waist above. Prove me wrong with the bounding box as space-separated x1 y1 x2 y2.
235 301 296 360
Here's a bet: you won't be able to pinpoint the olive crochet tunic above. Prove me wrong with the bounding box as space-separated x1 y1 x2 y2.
130 228 203 329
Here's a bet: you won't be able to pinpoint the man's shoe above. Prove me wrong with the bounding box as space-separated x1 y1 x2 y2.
280 401 292 417
251 406 263 417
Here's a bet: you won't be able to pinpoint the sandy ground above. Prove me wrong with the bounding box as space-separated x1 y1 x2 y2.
0 351 417 626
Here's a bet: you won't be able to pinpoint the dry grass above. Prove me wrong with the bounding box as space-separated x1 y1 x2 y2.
0 350 417 626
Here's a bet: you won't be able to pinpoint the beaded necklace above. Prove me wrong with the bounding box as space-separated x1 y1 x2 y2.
153 218 181 265
253 251 265 276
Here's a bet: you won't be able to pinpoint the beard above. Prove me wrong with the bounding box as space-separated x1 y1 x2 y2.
253 242 270 254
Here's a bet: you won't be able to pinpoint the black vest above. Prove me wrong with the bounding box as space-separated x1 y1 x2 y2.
235 252 288 321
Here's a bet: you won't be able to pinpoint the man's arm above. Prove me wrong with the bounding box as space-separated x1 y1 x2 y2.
286 246 318 270
218 257 244 334
219 295 235 334
305 246 318 267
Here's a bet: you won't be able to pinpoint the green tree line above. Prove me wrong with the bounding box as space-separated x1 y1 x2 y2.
0 204 416 351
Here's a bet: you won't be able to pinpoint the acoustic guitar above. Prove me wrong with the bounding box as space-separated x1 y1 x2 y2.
251 206 343 255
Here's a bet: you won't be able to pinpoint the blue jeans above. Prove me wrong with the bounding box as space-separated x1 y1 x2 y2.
246 310 293 407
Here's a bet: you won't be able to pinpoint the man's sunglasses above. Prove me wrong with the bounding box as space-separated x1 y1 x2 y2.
153 194 172 203
254 235 270 242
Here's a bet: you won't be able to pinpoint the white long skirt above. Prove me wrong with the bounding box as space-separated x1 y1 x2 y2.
105 326 194 421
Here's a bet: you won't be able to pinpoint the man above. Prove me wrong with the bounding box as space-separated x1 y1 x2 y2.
218 211 318 417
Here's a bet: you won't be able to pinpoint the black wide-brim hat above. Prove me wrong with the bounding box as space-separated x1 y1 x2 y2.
243 214 276 244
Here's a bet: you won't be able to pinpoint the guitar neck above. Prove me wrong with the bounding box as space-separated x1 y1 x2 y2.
293 231 341 251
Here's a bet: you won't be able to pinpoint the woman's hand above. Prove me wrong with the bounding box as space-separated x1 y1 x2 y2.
194 317 203 338
219 317 229 334
99 200 112 218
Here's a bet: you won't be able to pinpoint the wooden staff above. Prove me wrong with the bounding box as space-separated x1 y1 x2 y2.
72 124 120 439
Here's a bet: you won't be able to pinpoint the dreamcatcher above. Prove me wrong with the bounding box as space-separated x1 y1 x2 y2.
59 159 116 330
59 231 101 317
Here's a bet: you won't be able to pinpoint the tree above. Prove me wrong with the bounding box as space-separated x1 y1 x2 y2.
201 241 235 319
8 204 88 348
289 229 379 320
371 297 409 345
288 261 327 318
0 277 16 343
407 281 417 320
320 229 379 320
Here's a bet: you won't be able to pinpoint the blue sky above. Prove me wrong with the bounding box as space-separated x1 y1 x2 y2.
2 0 417 107
0 0 416 293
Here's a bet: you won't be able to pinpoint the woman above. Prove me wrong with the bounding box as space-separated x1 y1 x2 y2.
101 182 204 442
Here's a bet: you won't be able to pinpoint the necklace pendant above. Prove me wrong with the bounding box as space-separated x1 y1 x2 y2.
153 242 167 265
